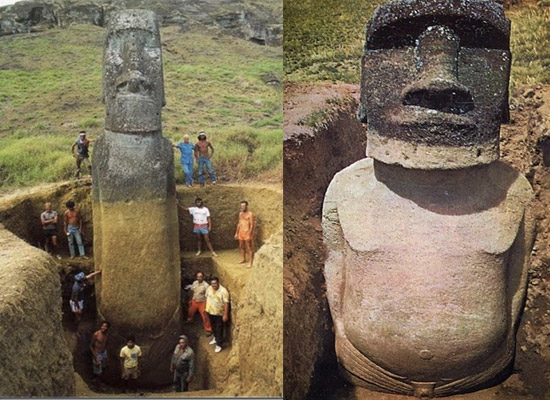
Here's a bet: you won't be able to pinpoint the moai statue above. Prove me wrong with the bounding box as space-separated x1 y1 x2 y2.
92 10 180 386
322 0 535 397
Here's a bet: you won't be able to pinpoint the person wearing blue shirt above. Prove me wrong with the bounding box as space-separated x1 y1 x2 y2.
173 134 195 187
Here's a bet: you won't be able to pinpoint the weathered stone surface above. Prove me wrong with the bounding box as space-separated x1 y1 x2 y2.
0 225 75 397
358 0 511 169
323 0 535 397
0 0 282 45
92 9 180 387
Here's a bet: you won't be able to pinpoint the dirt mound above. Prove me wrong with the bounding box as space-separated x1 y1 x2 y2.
0 225 74 396
284 82 550 399
236 226 283 396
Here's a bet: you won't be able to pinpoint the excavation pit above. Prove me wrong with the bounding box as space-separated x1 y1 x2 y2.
0 180 282 396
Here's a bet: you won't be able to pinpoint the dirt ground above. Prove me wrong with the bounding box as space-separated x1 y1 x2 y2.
0 181 282 397
283 82 550 400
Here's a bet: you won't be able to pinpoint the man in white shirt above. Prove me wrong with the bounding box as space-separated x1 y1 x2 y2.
179 198 218 257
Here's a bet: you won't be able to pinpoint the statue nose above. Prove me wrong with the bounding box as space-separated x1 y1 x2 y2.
401 25 474 114
115 71 150 94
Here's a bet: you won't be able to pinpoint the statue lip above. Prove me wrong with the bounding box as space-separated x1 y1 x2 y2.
389 106 475 129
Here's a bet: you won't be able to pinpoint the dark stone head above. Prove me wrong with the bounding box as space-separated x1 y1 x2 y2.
359 0 511 169
103 10 165 134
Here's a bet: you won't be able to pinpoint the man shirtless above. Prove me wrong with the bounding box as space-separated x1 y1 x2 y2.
234 200 254 267
63 200 87 259
90 321 110 381
194 131 217 186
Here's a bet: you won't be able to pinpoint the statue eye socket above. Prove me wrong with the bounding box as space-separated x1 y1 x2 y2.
367 19 508 51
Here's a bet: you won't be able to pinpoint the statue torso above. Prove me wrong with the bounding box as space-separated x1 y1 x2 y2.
323 158 533 383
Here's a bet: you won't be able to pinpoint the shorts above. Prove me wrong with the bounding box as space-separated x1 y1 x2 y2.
44 228 57 237
122 366 139 380
69 300 84 313
237 230 251 241
193 224 209 235
92 350 107 375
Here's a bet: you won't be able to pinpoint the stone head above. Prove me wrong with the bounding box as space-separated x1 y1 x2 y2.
359 0 511 169
103 10 165 133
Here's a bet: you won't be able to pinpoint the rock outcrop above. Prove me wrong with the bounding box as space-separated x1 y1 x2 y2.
0 0 282 45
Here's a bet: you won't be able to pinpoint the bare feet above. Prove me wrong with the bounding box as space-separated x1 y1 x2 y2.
196 250 202 256
212 252 219 257
239 259 246 264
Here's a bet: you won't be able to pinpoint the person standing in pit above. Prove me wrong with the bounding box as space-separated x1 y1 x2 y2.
90 321 110 385
235 200 255 268
173 134 195 187
194 131 217 187
40 202 62 260
71 131 93 179
63 200 88 259
178 197 218 257
170 335 195 392
184 271 213 336
70 270 102 329
120 335 142 393
205 277 230 353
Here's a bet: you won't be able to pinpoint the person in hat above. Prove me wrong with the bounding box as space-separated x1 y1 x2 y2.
172 134 195 187
70 270 102 329
170 335 195 392
194 131 217 187
71 130 94 179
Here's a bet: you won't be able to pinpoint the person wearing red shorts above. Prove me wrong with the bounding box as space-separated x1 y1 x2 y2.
185 271 212 336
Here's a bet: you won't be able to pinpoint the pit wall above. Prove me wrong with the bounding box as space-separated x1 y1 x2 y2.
177 185 281 252
283 91 366 400
0 182 281 255
182 227 283 397
0 224 75 396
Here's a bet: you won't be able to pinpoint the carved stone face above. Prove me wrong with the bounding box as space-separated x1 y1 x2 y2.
103 10 165 133
359 0 511 169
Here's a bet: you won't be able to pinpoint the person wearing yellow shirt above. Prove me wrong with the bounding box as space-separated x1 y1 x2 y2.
205 277 230 353
119 336 142 392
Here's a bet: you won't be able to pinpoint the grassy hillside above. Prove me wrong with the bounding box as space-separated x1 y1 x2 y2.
284 0 550 87
0 24 282 189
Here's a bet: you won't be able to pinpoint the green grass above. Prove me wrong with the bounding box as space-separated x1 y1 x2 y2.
284 0 550 87
509 6 550 87
0 24 282 189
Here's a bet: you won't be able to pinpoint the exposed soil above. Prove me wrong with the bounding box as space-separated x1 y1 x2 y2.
283 82 366 400
0 181 282 397
283 82 550 400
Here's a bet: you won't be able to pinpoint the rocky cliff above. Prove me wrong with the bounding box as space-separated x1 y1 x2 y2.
0 0 282 45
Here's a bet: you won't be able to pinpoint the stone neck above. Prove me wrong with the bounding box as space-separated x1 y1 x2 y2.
373 159 492 188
